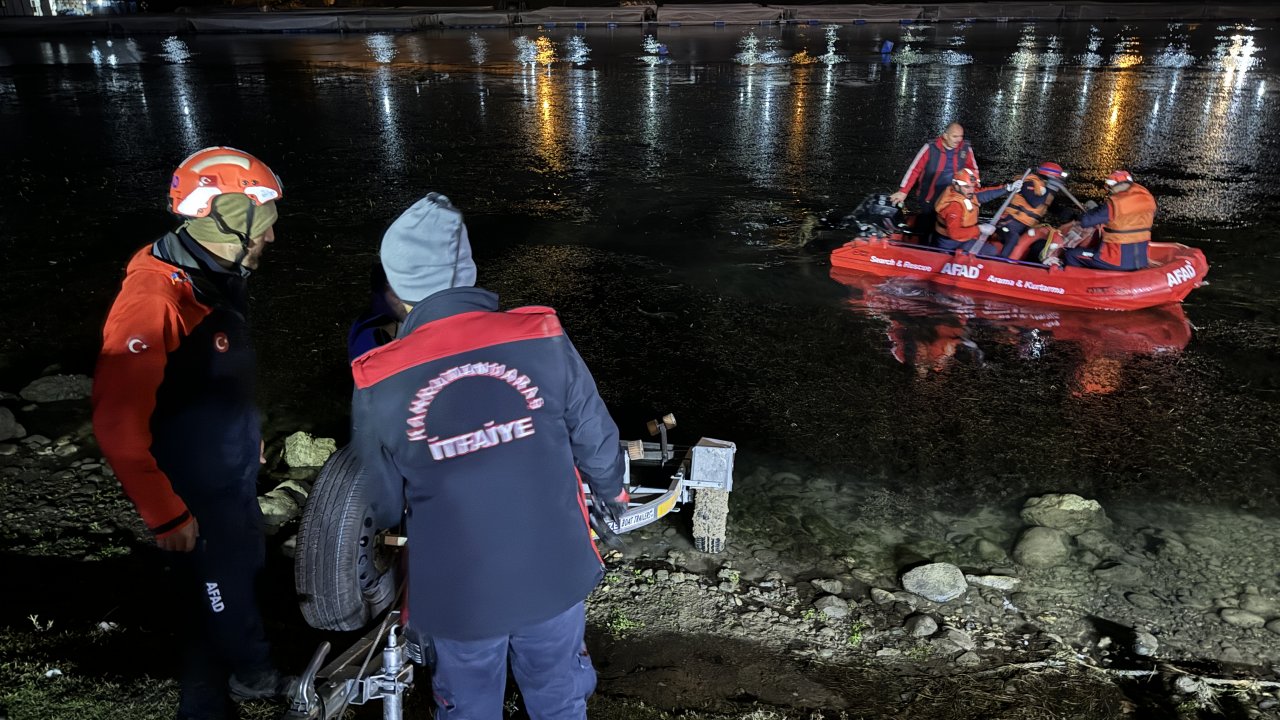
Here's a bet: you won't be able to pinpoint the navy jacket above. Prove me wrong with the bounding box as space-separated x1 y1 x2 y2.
351 287 624 640
897 137 979 205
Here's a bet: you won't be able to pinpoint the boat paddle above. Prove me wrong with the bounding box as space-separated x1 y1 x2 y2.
969 168 1032 257
1057 184 1088 212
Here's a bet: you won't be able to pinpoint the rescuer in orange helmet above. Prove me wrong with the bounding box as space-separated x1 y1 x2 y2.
933 167 1019 254
1061 169 1157 271
92 147 294 719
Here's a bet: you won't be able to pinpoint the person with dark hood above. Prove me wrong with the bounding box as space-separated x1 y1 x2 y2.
347 261 407 362
92 146 294 720
350 192 628 719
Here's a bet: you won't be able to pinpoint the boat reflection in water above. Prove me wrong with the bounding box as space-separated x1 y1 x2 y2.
830 270 1192 396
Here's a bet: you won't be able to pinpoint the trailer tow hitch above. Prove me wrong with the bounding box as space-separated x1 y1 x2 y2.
284 609 414 720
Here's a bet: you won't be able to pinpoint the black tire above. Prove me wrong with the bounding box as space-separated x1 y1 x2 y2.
295 445 398 632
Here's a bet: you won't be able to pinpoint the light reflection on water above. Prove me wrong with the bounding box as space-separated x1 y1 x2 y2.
1 21 1278 508
468 33 488 65
365 33 396 64
160 36 191 64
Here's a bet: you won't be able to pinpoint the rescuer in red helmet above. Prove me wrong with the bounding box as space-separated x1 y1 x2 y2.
933 167 1018 254
996 161 1069 261
92 147 294 719
1061 169 1157 271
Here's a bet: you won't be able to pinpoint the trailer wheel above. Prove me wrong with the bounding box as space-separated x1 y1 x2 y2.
295 445 397 631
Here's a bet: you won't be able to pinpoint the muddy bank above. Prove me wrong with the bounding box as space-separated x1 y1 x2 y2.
3 376 1280 719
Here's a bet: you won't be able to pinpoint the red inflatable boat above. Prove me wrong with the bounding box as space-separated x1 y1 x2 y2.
829 196 1209 311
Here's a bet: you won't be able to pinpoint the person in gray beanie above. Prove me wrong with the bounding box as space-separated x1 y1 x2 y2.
350 193 629 719
379 192 476 303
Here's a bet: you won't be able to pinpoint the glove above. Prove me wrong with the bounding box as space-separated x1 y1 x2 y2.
978 223 996 236
1084 199 1098 210
1005 179 1024 193
596 488 629 527
588 488 630 550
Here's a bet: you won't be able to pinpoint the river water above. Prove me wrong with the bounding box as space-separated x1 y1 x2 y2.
1 20 1277 511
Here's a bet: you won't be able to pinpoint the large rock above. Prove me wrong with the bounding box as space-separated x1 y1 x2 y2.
905 614 938 637
258 479 311 530
1092 563 1146 586
813 595 849 619
1020 493 1109 535
20 374 93 403
0 407 25 442
811 578 843 595
973 538 1010 564
1012 527 1073 568
965 574 1021 592
1238 594 1279 617
901 562 968 603
1219 609 1266 628
1133 631 1159 657
283 432 337 468
1074 529 1120 556
931 627 976 653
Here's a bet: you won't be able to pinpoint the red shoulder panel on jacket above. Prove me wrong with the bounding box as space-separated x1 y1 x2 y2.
353 309 564 389
508 305 557 315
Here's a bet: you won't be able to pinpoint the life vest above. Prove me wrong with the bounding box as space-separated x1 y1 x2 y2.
934 187 979 241
1102 183 1156 246
1005 175 1054 227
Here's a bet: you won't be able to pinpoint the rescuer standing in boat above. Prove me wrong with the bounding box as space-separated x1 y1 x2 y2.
888 122 980 235
995 161 1069 261
1060 170 1157 271
91 147 295 720
350 192 629 719
933 167 1019 253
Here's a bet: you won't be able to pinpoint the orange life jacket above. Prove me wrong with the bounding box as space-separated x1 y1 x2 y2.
933 187 979 240
1102 183 1156 246
1005 175 1054 226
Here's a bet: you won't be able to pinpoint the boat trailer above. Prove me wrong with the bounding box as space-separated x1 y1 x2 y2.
284 415 736 719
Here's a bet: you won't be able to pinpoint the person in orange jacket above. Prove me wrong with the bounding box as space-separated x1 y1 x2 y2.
933 167 1020 253
92 147 294 720
1061 170 1157 271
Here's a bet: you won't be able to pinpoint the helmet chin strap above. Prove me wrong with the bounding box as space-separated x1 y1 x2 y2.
210 203 256 269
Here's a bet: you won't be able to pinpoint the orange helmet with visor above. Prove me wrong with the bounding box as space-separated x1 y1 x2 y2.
170 146 283 219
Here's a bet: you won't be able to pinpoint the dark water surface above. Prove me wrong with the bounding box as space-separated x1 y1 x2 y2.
2 20 1278 509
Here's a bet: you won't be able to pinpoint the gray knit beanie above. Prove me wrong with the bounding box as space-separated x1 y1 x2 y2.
380 193 476 304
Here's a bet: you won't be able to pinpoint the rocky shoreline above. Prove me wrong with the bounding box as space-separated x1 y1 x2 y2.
2 372 1280 719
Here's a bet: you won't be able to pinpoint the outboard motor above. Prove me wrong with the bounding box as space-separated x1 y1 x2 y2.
848 193 907 237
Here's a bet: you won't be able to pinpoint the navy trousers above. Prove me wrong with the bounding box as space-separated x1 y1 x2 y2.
1063 242 1148 270
171 492 274 719
935 235 1001 256
429 601 596 720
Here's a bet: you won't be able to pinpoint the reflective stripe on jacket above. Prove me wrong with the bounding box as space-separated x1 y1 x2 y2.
898 138 979 204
